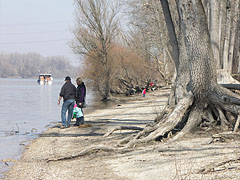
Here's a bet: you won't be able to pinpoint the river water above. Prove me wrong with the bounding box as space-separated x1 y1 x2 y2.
0 78 97 177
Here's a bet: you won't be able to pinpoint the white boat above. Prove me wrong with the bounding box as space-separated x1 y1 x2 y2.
37 74 53 85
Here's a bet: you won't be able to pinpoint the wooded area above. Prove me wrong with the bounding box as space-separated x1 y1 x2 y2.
0 52 77 78
124 0 240 146
71 0 240 144
72 0 240 102
72 0 171 100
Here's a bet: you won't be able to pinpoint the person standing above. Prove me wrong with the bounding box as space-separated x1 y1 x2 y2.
75 77 86 126
57 76 76 128
142 88 146 97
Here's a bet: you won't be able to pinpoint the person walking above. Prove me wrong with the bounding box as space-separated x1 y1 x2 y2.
57 76 76 128
75 77 86 126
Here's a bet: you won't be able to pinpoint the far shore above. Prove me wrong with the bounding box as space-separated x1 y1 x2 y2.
3 88 240 180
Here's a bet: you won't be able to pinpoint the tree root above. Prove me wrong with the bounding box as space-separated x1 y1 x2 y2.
234 114 240 132
103 126 144 137
117 134 136 146
47 87 240 161
112 83 240 149
217 107 230 130
205 109 216 126
46 145 130 162
117 126 158 146
122 86 240 148
170 104 203 141
125 93 194 148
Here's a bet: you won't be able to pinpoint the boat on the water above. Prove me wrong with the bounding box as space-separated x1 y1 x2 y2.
37 74 53 85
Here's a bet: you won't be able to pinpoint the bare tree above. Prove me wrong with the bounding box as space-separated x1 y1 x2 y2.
126 0 174 85
72 0 120 100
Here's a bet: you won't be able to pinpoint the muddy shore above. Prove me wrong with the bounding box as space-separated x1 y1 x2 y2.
3 89 240 180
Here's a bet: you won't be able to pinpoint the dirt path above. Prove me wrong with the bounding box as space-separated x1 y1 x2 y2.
3 89 240 180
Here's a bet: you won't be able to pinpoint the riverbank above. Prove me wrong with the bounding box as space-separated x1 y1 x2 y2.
3 88 240 180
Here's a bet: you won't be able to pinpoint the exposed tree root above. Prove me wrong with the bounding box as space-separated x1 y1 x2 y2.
125 93 194 148
221 84 240 91
234 114 240 132
103 126 144 137
225 111 236 126
217 107 230 130
49 87 240 161
117 125 159 146
170 104 203 141
117 134 136 146
46 146 130 162
117 83 240 148
204 108 215 125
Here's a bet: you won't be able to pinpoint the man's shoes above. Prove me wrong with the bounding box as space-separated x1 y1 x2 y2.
73 124 79 127
60 125 67 129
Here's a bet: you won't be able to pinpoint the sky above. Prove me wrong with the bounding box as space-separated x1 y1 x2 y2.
0 0 79 65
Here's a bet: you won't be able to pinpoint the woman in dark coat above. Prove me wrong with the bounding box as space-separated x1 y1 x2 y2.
75 77 86 126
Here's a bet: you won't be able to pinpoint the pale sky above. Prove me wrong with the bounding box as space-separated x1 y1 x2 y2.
0 0 79 65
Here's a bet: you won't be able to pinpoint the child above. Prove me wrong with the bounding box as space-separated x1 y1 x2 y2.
142 88 146 97
73 104 84 126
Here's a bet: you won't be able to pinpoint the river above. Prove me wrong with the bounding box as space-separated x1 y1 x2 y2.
0 78 97 177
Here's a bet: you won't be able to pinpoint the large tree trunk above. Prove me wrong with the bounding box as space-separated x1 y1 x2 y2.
123 0 240 147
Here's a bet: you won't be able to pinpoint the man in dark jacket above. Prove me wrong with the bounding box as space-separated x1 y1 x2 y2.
58 76 76 128
75 77 86 126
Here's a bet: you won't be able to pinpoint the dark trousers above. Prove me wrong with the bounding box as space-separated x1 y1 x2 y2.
76 116 84 125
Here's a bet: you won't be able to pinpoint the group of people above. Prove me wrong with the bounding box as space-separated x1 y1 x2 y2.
142 82 156 97
57 76 86 129
57 76 151 128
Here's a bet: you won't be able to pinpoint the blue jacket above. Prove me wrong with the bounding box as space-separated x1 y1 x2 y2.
73 107 83 118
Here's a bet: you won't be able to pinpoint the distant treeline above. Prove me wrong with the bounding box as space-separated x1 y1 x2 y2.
0 52 78 78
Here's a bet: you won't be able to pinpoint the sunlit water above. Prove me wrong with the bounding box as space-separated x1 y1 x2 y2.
0 78 97 177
